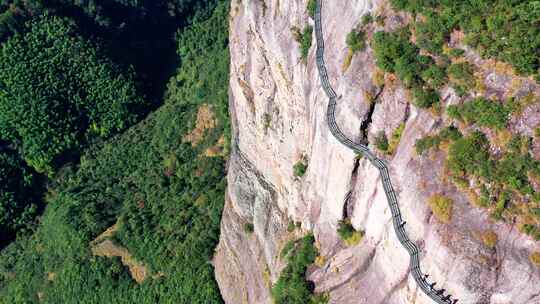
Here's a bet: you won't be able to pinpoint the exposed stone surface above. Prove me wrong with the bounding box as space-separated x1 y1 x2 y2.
214 0 540 303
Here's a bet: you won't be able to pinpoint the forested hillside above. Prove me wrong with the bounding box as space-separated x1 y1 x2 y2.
0 0 229 302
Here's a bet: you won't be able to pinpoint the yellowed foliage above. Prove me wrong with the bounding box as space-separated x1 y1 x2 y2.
342 49 354 73
530 252 540 266
474 72 486 95
466 189 482 208
205 135 226 157
47 272 56 282
314 255 326 267
481 230 498 248
428 194 454 223
493 60 516 75
372 68 385 87
363 90 376 104
493 129 513 149
183 104 217 146
344 231 364 246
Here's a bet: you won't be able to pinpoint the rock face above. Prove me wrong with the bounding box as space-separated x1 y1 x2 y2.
214 0 540 303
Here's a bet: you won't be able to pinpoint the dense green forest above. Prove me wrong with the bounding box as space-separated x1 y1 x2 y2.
0 150 40 245
390 0 540 80
0 15 146 174
0 0 229 302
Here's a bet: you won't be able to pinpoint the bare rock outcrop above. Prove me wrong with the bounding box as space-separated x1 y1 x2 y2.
214 0 540 303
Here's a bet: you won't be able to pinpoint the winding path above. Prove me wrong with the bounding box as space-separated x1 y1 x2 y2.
314 1 457 303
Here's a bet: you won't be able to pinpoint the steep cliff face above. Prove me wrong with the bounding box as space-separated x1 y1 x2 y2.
214 0 540 303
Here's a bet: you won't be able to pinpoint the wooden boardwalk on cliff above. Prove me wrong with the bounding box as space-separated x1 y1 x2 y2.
314 1 458 303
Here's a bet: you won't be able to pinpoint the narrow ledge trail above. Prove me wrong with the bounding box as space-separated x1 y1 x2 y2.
313 1 458 303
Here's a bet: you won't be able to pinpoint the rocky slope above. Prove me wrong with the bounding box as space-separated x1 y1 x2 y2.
214 0 540 303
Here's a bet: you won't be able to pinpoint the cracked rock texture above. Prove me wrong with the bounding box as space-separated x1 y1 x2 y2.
214 0 540 303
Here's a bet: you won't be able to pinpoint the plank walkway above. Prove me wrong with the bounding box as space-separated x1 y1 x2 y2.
313 1 457 303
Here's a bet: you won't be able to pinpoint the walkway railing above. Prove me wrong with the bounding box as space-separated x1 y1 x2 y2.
314 1 457 303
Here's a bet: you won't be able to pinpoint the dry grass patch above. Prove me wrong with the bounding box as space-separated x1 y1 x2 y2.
183 104 217 146
90 222 152 284
481 230 498 248
493 129 513 149
372 68 385 87
204 135 226 157
388 123 405 155
314 255 326 267
342 49 354 72
337 219 364 246
363 90 376 104
428 194 454 223
474 72 487 95
530 252 540 267
91 240 149 283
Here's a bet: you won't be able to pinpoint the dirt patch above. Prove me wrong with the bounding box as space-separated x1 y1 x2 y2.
183 104 217 146
90 223 149 284
205 135 226 157
91 240 148 284
93 223 119 243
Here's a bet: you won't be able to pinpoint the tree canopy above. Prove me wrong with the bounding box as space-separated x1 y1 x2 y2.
0 1 230 302
0 150 38 246
0 15 146 173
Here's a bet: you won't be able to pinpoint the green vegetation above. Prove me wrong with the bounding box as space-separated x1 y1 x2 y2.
439 126 463 142
272 235 327 304
371 30 420 86
288 221 296 232
413 10 452 55
447 62 475 97
448 48 465 58
263 113 272 132
287 221 300 232
371 29 444 108
0 150 39 246
337 220 364 246
447 131 492 180
445 131 540 229
412 87 439 108
0 1 230 303
307 0 317 18
374 131 389 153
387 0 540 242
244 223 254 234
428 194 453 223
447 97 511 130
292 25 314 62
0 15 146 174
421 64 447 89
415 126 462 155
415 135 440 155
293 157 309 178
280 239 297 259
346 29 366 53
388 123 405 155
389 0 540 80
361 13 373 26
